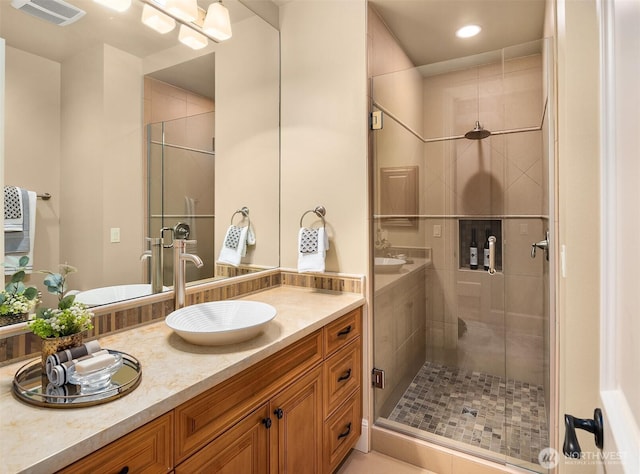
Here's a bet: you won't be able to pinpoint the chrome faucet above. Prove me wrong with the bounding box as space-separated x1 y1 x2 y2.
141 237 164 294
173 239 204 309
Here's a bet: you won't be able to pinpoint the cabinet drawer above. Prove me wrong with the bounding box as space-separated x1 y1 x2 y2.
323 390 361 473
175 330 323 463
323 308 361 357
58 412 173 474
323 339 361 418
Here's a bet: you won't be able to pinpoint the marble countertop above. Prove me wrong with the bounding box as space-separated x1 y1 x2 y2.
0 286 364 474
373 256 431 293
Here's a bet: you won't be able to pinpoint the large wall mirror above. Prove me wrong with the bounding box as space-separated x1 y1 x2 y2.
0 0 280 313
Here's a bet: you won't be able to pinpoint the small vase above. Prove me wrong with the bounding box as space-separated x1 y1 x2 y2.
41 332 84 369
0 313 29 327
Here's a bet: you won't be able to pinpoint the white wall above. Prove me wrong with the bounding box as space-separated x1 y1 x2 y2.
280 0 368 275
60 44 143 291
555 0 601 471
4 46 60 289
216 15 280 269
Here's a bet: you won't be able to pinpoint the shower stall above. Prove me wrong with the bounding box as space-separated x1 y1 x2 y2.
371 39 555 473
147 112 216 286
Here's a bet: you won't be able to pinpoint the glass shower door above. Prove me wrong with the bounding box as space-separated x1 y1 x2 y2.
147 112 215 286
371 39 552 473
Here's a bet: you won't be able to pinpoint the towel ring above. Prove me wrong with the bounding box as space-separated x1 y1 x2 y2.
231 207 251 227
299 206 326 228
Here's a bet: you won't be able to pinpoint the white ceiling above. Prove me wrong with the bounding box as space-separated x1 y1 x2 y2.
1 0 547 98
0 0 255 99
369 0 547 67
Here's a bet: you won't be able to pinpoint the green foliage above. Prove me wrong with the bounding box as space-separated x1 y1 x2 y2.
27 263 93 339
0 257 39 316
41 264 77 301
29 302 93 338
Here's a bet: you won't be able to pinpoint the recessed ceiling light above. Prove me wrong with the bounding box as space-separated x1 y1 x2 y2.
456 24 481 38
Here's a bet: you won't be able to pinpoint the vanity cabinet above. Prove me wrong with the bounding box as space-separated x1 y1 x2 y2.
322 309 362 473
174 329 324 464
59 307 362 474
57 412 173 474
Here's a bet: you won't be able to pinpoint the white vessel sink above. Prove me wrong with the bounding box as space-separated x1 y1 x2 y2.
374 257 406 273
74 284 166 306
165 301 277 346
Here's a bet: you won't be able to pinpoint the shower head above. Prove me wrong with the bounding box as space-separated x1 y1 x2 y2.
465 121 491 140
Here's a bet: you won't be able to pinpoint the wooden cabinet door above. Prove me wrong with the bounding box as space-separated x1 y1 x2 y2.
269 366 323 474
57 413 173 474
175 404 270 474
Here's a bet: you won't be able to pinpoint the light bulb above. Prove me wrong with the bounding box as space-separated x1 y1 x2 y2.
203 2 232 41
456 24 481 38
93 0 131 12
141 4 176 34
165 0 198 22
178 25 208 50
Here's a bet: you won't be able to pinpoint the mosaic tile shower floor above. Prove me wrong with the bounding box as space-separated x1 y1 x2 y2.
387 361 549 464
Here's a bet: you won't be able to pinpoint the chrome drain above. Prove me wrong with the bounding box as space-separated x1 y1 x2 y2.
462 406 478 417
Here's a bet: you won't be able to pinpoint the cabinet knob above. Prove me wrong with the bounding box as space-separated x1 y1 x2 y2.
118 468 129 474
337 368 352 382
262 417 272 429
274 408 284 419
337 325 352 337
337 422 352 440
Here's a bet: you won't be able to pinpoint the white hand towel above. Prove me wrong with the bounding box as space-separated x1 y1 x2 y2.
297 227 329 273
4 191 37 274
217 225 249 267
5 188 31 253
4 186 23 232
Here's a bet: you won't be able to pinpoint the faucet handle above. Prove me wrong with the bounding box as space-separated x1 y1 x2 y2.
160 227 175 248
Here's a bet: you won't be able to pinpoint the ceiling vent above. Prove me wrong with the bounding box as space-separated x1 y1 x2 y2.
11 0 85 26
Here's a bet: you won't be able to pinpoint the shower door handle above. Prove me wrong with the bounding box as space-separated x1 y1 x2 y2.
487 236 497 275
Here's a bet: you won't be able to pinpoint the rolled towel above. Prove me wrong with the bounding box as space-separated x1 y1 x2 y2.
48 349 110 387
45 340 102 379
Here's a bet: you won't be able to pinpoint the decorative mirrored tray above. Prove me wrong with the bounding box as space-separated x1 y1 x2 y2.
12 350 141 408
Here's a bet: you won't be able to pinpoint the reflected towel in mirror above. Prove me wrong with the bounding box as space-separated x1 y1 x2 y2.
4 189 37 274
217 224 255 267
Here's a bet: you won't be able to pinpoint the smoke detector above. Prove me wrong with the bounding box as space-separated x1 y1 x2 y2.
11 0 85 26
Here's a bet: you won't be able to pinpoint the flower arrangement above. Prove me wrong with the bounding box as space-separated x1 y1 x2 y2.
0 256 39 317
28 264 94 339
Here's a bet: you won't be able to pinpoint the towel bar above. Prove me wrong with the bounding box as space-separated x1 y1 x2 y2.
299 206 326 228
230 207 250 226
37 193 51 200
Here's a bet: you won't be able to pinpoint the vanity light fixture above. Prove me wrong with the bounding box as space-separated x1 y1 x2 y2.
203 1 232 41
141 4 175 34
165 0 198 22
139 0 233 49
93 0 132 12
456 24 481 38
178 24 208 49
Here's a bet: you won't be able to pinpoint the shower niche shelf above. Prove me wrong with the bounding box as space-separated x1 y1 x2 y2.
459 219 502 272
